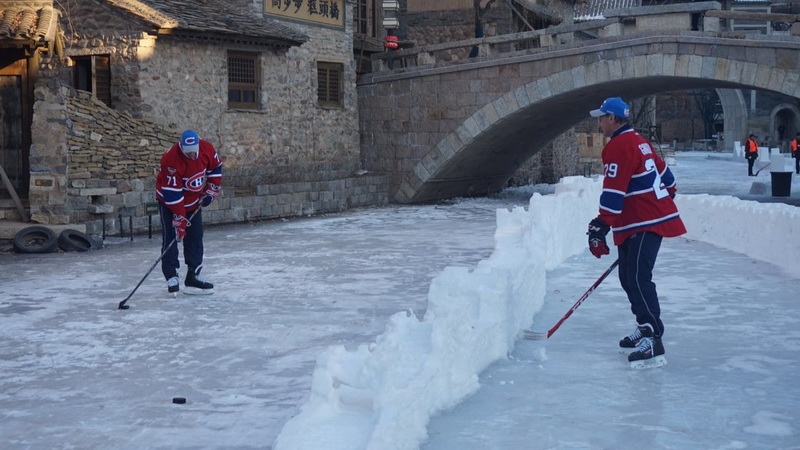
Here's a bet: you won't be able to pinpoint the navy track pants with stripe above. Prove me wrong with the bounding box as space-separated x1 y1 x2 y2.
617 231 664 337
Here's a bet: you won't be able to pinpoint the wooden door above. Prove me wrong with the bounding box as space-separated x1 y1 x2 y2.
0 57 29 199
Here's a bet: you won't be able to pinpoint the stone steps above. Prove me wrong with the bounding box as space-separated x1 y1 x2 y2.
0 209 22 221
0 198 27 221
0 198 87 242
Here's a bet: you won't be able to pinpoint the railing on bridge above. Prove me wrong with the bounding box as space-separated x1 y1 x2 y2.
371 1 800 73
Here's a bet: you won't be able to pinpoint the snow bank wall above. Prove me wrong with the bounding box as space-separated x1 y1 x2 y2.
678 194 800 278
273 176 599 450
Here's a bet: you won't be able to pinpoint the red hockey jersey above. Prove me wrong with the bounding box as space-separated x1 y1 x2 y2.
155 140 223 218
597 126 686 245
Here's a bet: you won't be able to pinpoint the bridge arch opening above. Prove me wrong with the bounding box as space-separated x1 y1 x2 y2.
770 103 800 146
399 72 798 203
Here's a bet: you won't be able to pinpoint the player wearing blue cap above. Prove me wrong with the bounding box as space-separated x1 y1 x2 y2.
587 97 686 369
155 130 223 295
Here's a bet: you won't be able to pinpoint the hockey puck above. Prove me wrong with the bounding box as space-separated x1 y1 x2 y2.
172 397 186 404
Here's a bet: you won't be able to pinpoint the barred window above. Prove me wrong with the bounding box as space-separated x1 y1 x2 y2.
228 52 259 110
317 61 343 108
72 55 111 106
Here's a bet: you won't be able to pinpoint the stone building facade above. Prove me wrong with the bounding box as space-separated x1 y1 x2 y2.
19 0 388 237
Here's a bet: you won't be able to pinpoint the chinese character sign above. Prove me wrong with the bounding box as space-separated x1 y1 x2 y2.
266 0 344 28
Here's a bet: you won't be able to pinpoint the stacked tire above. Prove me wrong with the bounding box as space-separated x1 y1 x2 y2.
13 227 102 253
57 229 102 252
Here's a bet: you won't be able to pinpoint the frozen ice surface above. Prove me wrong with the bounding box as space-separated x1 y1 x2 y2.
0 151 798 449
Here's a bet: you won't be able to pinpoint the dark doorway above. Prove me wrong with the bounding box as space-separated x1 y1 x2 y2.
0 56 29 200
775 108 796 145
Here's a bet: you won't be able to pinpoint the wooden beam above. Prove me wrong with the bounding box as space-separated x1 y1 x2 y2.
505 0 535 31
0 164 29 222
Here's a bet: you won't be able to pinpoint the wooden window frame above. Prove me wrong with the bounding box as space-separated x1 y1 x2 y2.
72 55 111 106
317 61 343 108
228 51 260 110
354 0 379 38
355 0 368 35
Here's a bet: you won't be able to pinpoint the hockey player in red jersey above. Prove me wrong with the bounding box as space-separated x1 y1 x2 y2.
156 130 223 295
586 97 686 369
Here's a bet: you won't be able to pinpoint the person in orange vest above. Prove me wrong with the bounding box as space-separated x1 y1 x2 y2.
744 134 759 176
792 133 800 174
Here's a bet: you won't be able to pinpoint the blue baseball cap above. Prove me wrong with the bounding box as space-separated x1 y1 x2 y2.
590 97 630 119
179 130 200 158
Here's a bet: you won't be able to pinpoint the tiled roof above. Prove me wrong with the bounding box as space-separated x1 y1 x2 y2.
106 0 308 46
0 1 60 45
575 0 641 21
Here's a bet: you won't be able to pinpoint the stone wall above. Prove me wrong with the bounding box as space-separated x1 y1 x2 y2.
508 128 580 186
28 77 69 225
64 90 175 230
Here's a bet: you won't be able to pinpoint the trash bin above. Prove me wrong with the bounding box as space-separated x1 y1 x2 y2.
770 171 792 197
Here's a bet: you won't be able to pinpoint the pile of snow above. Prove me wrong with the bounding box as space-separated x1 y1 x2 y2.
274 176 800 449
678 194 800 277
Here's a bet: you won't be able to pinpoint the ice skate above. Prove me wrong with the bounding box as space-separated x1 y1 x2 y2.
166 276 180 297
619 324 654 351
628 336 667 369
185 269 213 295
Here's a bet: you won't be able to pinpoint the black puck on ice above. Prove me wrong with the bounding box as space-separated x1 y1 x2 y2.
172 397 186 404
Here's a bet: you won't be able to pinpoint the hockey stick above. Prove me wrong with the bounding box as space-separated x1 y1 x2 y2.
519 258 619 340
754 162 771 176
118 207 201 310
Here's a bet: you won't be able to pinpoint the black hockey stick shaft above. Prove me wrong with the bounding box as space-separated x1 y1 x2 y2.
526 259 619 340
755 162 771 175
118 207 201 310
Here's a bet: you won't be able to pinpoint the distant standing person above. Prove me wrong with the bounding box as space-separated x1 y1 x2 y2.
155 130 223 295
744 134 759 176
586 97 687 369
792 133 800 174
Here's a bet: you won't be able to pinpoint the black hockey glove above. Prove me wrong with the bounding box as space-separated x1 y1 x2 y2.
587 218 610 259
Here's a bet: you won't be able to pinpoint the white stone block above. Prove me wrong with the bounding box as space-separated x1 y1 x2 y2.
759 147 769 162
770 153 790 171
733 141 742 158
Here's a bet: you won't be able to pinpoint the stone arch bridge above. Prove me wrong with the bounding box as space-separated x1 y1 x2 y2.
358 11 800 203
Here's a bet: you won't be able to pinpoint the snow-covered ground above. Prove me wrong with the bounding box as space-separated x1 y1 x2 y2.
0 151 798 449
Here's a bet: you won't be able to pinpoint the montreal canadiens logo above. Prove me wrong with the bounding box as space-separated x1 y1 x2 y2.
185 172 206 192
184 137 197 146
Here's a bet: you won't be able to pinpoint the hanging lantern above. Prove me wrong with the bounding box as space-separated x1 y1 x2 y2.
384 35 399 50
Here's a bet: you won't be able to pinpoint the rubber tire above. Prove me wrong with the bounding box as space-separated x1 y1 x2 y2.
57 229 94 252
13 226 59 254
